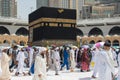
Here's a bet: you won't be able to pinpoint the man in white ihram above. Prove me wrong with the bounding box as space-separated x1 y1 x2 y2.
98 41 116 80
32 47 47 80
51 47 60 75
117 48 120 79
0 48 11 80
69 47 75 72
29 47 34 68
91 43 102 78
16 48 26 76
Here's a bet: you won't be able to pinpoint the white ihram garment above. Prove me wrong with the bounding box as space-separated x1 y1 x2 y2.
29 48 34 67
98 49 115 80
0 52 11 80
117 52 120 79
92 48 100 77
32 55 47 80
70 49 75 69
52 50 60 70
16 51 25 73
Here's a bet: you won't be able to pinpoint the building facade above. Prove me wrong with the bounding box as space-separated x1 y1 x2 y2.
84 0 115 5
92 4 115 18
36 0 84 19
36 0 49 8
77 17 120 47
83 0 120 19
0 17 28 46
48 0 60 8
36 0 120 19
37 0 76 9
0 0 17 17
81 5 92 19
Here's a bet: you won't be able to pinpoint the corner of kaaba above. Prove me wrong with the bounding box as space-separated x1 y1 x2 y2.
28 6 81 46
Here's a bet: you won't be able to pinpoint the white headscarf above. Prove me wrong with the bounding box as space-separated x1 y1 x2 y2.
38 47 47 54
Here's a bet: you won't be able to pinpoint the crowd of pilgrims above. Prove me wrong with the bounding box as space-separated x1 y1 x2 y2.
0 41 120 80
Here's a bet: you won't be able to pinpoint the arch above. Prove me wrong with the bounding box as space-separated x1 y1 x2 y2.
105 40 111 44
0 26 10 35
75 28 84 36
12 40 17 44
3 40 9 44
16 27 28 36
88 27 103 36
20 41 25 46
89 40 95 44
0 41 2 44
89 40 95 47
109 26 120 35
112 40 119 47
97 40 102 42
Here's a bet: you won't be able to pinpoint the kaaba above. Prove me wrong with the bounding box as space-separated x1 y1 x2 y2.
29 7 82 46
29 7 76 23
